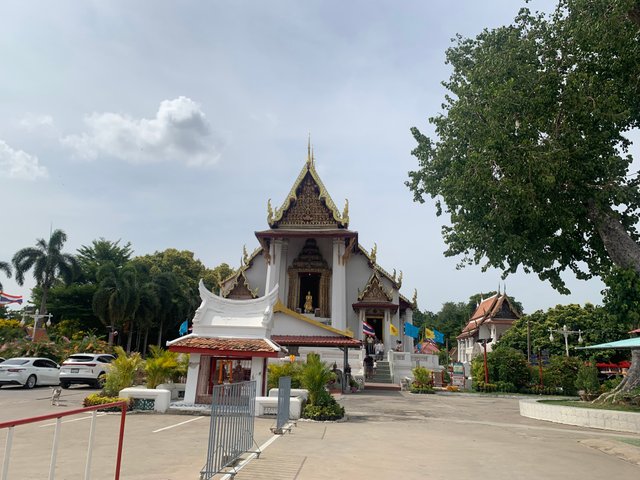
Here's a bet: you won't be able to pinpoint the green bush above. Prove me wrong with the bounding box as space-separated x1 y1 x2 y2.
267 361 303 390
83 393 132 411
103 347 143 397
543 356 582 395
144 345 179 389
491 348 530 388
575 363 600 395
301 391 344 420
0 319 26 343
299 353 335 406
411 366 434 389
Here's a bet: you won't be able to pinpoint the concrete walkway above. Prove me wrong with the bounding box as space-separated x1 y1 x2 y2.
228 391 640 480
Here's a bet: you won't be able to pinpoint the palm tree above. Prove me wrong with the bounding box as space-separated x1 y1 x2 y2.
12 229 78 314
0 261 12 292
92 262 139 346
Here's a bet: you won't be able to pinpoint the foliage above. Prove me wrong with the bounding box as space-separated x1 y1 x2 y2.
267 361 303 390
575 363 600 395
0 260 12 292
301 390 345 421
603 267 640 330
61 334 111 356
103 346 143 396
12 229 79 313
41 283 102 333
471 347 529 389
0 340 63 363
496 304 630 362
83 393 132 411
407 0 640 292
543 356 582 396
172 354 189 382
299 353 336 406
144 345 179 389
0 319 26 343
411 366 434 392
77 238 133 284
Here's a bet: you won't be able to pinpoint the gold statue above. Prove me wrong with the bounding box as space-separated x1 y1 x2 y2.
304 291 313 313
370 243 377 264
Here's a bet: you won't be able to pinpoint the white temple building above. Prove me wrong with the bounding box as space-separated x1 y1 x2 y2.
169 145 420 402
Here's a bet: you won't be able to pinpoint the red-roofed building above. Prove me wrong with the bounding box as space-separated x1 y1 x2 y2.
457 292 521 364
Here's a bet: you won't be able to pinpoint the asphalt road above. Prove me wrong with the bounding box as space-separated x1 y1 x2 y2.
1 387 639 479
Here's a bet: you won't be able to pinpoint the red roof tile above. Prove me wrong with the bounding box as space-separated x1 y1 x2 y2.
271 335 362 348
169 337 279 353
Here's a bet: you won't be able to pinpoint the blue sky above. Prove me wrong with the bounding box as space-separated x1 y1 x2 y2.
1 0 612 314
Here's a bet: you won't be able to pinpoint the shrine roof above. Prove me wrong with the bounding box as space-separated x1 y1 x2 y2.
167 336 282 357
271 335 362 348
458 293 520 338
267 147 349 229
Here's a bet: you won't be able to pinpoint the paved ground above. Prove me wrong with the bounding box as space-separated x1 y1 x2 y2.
1 386 640 479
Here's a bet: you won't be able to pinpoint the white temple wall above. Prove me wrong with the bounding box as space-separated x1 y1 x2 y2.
245 252 268 297
345 253 372 337
272 312 338 336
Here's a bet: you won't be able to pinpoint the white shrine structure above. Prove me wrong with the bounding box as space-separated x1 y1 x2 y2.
169 145 430 403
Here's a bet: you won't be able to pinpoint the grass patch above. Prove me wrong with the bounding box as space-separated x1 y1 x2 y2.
541 399 640 413
618 437 640 447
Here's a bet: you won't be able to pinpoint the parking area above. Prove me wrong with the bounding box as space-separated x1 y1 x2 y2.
1 388 639 479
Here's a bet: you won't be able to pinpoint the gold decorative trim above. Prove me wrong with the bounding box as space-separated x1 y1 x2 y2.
357 270 393 302
274 300 353 337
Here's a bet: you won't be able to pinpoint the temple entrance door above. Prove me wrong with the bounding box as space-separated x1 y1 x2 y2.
299 273 320 313
366 316 383 342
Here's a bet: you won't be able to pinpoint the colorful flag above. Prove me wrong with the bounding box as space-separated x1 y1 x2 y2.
390 323 399 336
178 319 189 336
0 292 23 306
433 329 445 344
404 322 420 339
424 328 435 339
362 321 375 336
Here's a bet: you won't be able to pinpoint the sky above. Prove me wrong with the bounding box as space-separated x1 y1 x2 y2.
0 0 616 315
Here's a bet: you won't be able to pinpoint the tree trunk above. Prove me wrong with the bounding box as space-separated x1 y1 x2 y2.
126 325 133 353
108 320 115 346
597 349 640 402
143 328 149 356
587 200 640 273
39 286 49 315
157 318 163 347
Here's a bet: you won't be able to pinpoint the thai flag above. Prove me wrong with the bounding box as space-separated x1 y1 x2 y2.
362 321 375 336
0 292 23 306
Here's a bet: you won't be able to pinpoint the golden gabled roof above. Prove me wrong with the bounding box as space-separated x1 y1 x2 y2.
358 269 393 302
267 146 348 229
219 246 263 292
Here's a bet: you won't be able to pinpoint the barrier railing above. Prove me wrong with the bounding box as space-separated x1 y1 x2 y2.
272 376 292 435
200 381 259 479
0 401 128 480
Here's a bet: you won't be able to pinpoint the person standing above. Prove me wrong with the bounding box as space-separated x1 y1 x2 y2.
366 335 374 355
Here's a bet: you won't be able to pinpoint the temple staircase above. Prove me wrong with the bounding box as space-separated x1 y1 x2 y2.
365 360 400 391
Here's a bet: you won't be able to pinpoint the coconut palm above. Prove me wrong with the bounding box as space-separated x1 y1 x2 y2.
92 262 139 346
0 261 12 292
12 229 78 314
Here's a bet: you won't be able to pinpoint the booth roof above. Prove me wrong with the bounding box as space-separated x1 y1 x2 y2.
168 336 281 357
271 335 362 348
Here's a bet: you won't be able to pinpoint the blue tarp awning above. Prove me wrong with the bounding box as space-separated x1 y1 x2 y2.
577 337 640 350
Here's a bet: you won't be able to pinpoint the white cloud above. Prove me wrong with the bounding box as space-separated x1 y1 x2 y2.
62 97 221 166
19 113 54 129
0 140 48 180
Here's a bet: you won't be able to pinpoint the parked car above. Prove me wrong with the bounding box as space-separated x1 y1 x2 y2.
0 357 61 389
0 357 4 363
59 353 115 389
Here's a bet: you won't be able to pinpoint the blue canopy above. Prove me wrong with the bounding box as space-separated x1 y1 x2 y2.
577 337 640 350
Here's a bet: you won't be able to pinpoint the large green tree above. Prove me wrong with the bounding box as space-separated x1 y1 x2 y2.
77 238 133 283
407 0 640 393
12 229 79 314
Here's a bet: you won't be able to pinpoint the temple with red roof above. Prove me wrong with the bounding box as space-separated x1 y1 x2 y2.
456 292 521 364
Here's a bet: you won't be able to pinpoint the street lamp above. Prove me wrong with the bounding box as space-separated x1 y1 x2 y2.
476 337 493 384
20 311 53 341
549 325 583 357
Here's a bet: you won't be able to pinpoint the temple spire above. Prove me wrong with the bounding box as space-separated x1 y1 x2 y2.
307 133 312 164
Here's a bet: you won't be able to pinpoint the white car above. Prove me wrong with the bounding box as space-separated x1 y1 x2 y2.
59 353 115 389
0 357 61 389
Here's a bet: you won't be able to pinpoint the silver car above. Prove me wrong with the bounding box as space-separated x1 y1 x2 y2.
0 357 61 389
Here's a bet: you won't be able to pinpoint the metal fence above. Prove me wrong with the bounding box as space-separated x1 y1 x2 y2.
200 381 259 479
272 376 291 434
0 401 128 480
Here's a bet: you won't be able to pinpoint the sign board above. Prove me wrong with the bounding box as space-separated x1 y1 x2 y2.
451 362 465 387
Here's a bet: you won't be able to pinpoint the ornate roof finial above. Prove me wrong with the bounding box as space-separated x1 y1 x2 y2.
412 288 418 307
242 245 249 266
342 198 349 224
497 283 501 295
370 243 377 264
307 133 312 165
267 198 274 224
397 270 403 288
392 269 397 281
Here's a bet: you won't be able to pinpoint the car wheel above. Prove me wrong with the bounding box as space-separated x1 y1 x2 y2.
96 373 107 389
25 375 37 389
60 382 70 389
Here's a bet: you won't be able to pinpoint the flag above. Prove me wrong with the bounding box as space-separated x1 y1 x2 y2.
362 321 375 336
404 322 420 339
0 292 23 306
179 320 189 336
424 328 435 339
390 323 399 336
433 329 445 344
